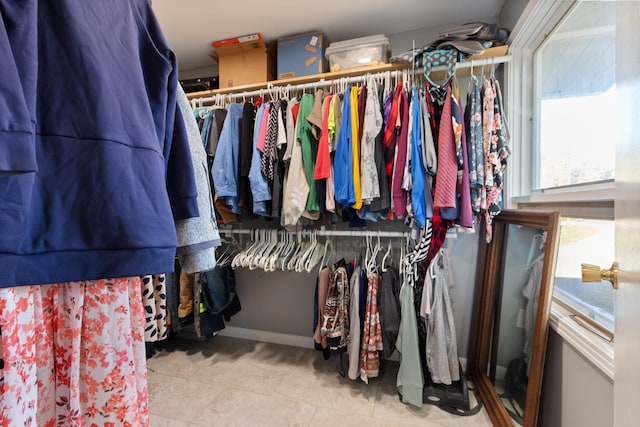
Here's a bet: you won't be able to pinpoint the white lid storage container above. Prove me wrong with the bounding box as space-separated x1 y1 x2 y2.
326 34 390 72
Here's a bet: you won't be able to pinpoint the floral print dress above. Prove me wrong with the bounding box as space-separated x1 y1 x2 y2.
0 277 149 426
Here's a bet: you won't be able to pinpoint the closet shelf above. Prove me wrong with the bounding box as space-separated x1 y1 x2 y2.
186 45 509 99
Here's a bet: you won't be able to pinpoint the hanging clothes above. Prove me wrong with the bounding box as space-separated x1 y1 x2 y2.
270 100 288 218
484 79 510 242
261 100 280 182
391 88 410 217
0 0 198 287
424 250 460 385
281 104 310 227
249 104 272 217
350 86 363 210
283 98 299 163
141 274 168 342
347 265 363 380
314 266 332 357
417 92 435 222
334 88 355 208
360 78 382 205
238 103 257 212
410 87 427 227
204 109 227 159
314 95 334 180
298 93 320 214
0 278 148 426
383 84 402 196
321 266 350 353
360 273 383 383
370 87 391 213
178 269 195 322
466 76 484 216
455 87 474 230
433 85 458 210
175 85 222 273
378 265 401 359
198 265 242 338
213 103 244 214
396 278 424 408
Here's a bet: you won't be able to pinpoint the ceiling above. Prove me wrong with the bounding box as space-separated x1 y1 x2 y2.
151 0 506 74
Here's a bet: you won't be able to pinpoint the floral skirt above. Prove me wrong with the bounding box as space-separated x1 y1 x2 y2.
0 277 149 427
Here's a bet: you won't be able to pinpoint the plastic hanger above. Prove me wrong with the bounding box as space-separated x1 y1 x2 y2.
279 233 294 271
381 239 393 272
319 239 332 269
299 231 316 272
297 231 318 272
265 231 284 272
286 231 304 271
256 229 276 270
260 229 279 270
305 233 326 272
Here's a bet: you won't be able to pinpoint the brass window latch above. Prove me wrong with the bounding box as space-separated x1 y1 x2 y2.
581 262 619 289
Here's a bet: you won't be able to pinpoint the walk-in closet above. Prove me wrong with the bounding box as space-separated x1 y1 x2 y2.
1 1 637 427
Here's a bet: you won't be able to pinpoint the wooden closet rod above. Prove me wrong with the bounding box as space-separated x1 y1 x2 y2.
187 52 511 103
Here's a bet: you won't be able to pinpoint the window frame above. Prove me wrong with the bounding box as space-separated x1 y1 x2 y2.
506 0 615 372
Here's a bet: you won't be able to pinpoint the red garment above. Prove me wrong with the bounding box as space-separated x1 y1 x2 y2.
314 95 333 180
291 102 300 127
433 86 458 208
427 209 453 265
382 83 402 183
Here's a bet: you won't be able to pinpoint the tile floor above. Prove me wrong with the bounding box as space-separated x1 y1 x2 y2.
147 335 493 427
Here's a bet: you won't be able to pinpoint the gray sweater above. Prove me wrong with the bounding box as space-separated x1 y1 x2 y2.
174 86 221 273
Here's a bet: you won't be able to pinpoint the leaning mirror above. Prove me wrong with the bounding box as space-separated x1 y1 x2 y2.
468 210 560 426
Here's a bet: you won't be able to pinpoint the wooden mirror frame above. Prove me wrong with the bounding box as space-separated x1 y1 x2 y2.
468 210 560 427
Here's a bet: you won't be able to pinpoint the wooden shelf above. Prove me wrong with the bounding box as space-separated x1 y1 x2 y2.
186 45 509 99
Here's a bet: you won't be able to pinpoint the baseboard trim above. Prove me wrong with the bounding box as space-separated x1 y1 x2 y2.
217 326 314 349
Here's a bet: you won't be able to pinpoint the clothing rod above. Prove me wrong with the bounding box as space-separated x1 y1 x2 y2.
192 54 511 104
218 228 409 238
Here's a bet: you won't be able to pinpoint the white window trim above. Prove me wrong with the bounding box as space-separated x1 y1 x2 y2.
507 0 615 377
549 301 615 380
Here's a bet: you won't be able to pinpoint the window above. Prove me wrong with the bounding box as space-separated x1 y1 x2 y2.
509 0 616 336
534 1 616 190
554 217 614 334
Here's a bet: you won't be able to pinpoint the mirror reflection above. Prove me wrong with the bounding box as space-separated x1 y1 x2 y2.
468 210 560 427
490 225 547 424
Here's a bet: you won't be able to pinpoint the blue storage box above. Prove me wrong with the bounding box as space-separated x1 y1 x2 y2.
277 32 327 79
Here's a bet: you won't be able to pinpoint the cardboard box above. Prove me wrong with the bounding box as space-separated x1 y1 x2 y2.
277 32 327 79
211 33 275 88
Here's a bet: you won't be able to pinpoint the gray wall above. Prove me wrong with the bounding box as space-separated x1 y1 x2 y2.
225 230 482 360
498 0 530 34
539 329 614 427
227 267 319 337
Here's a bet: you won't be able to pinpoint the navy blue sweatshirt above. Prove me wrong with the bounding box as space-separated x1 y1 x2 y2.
0 0 198 287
